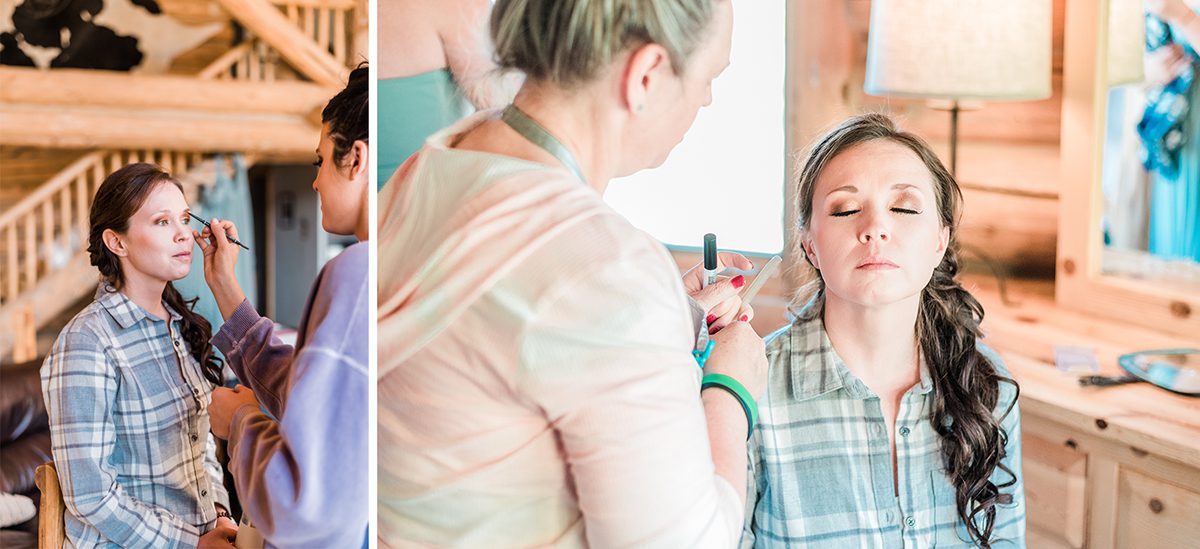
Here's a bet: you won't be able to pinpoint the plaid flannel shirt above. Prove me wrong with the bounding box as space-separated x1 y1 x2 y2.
42 285 229 549
740 308 1025 548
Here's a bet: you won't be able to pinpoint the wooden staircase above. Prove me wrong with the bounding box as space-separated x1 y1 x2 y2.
0 0 365 361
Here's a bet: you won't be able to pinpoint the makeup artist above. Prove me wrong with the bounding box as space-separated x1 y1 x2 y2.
376 1 767 546
196 65 370 548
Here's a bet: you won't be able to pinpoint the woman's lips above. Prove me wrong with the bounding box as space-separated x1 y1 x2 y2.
173 252 192 260
856 258 898 270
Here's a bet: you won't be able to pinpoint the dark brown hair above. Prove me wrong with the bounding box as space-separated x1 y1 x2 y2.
322 62 369 167
791 113 1019 547
87 162 223 387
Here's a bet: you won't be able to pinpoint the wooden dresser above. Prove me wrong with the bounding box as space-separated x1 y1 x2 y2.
968 275 1200 549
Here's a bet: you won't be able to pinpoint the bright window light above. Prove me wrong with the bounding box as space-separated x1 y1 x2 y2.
604 2 786 254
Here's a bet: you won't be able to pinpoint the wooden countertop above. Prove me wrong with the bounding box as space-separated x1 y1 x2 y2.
964 274 1200 467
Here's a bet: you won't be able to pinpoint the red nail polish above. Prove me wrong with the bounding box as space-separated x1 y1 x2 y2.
731 275 745 289
740 314 748 322
709 325 718 335
706 314 716 324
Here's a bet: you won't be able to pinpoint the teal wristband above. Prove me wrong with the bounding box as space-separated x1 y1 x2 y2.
701 373 758 440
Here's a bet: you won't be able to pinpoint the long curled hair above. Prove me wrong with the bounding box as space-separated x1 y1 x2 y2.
87 163 224 387
790 114 1019 547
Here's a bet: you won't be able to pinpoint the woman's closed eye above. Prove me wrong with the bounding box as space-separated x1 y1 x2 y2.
312 156 323 167
830 207 921 217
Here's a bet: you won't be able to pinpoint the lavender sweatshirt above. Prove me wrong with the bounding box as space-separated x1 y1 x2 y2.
212 241 368 548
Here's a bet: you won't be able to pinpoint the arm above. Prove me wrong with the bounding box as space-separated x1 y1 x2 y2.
224 248 369 548
518 252 745 548
211 300 296 418
43 331 202 548
440 0 521 109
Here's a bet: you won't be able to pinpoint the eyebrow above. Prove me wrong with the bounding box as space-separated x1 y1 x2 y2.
826 183 921 196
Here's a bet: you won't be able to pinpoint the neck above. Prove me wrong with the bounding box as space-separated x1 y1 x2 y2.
510 83 621 195
118 270 169 320
822 290 922 391
355 185 370 241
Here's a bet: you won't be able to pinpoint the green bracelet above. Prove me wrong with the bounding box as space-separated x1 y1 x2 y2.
701 373 758 440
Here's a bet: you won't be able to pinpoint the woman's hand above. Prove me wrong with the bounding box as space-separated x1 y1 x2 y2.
194 218 247 321
198 516 238 548
208 385 260 440
1145 44 1192 88
682 252 755 334
703 321 768 400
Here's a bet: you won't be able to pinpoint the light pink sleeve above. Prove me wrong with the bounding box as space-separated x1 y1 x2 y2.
517 239 744 548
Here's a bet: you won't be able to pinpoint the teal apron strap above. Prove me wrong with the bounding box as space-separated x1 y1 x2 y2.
500 104 587 184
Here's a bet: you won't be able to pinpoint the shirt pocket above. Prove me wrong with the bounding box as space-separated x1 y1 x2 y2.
110 348 189 436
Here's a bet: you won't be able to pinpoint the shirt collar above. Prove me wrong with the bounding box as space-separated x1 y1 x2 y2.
787 302 934 401
95 283 182 330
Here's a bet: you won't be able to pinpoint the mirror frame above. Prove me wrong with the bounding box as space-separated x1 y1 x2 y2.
1058 0 1200 340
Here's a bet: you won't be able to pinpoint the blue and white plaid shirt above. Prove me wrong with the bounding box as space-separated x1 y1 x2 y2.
740 307 1025 548
42 285 229 549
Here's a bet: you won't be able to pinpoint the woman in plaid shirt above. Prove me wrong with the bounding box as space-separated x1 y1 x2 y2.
741 114 1025 548
42 164 237 548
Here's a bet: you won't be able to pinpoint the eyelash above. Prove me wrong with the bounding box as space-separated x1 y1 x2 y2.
831 208 921 217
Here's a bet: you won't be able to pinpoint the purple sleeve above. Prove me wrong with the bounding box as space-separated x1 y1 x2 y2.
211 300 295 417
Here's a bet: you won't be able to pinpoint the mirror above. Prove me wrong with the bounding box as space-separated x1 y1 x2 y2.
1119 348 1200 395
1058 0 1200 340
1099 5 1200 298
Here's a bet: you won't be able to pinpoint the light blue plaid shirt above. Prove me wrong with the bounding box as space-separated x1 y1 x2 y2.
740 308 1025 548
42 285 229 549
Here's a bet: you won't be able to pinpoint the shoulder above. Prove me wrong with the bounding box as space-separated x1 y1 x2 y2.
321 241 369 280
43 300 112 375
977 341 1021 416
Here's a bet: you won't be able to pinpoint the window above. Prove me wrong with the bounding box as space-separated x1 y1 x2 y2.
604 2 786 254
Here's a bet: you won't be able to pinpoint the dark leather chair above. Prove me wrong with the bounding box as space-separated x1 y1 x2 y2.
0 358 51 547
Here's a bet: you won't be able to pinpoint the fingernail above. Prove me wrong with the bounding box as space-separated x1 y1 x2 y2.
708 325 718 335
740 314 749 322
706 314 716 324
731 275 745 289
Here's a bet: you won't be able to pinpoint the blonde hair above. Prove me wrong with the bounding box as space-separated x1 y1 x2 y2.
491 0 719 88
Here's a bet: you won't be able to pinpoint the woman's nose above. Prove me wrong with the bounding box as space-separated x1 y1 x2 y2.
858 210 890 243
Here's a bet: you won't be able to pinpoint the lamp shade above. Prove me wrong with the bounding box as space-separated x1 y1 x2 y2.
865 0 1052 100
1108 0 1146 85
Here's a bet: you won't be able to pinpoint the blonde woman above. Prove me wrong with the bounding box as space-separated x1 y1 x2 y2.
378 0 767 547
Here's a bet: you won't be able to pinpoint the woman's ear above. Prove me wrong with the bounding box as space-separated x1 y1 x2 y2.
102 228 127 258
348 140 369 182
802 239 820 270
937 226 950 255
622 42 671 115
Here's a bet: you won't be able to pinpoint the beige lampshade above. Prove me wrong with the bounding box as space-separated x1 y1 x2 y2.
865 0 1053 100
1108 0 1146 85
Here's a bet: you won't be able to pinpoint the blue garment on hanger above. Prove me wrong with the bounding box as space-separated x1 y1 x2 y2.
1139 15 1197 179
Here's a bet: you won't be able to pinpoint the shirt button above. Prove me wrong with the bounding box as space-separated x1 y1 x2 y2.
899 426 911 437
173 339 181 347
905 516 916 528
190 434 199 442
201 490 208 497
